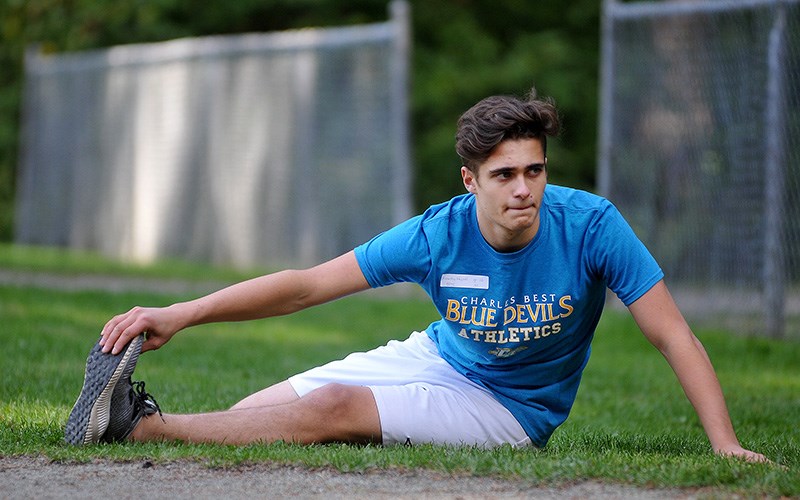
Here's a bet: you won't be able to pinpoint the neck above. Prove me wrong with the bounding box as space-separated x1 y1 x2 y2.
478 214 540 253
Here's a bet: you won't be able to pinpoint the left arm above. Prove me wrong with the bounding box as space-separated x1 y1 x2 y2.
627 280 767 462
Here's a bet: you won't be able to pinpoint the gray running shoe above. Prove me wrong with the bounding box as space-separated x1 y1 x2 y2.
64 334 145 445
101 379 162 443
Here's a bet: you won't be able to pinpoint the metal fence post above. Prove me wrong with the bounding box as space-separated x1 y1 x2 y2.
763 2 788 338
389 0 413 225
597 0 617 199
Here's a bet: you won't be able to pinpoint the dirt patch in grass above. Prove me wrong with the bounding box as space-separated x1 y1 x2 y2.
1 456 709 499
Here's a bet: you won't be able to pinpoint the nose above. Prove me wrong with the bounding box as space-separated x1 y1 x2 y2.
512 176 532 199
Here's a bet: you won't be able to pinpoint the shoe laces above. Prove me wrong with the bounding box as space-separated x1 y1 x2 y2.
131 380 165 423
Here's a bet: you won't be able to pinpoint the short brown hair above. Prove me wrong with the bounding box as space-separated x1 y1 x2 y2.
455 88 560 172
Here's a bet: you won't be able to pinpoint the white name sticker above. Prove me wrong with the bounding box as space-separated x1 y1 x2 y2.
440 273 490 290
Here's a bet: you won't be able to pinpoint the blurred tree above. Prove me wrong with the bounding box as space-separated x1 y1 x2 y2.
0 0 599 241
411 0 600 208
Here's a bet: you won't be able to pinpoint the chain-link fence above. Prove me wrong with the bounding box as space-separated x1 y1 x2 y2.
599 0 799 338
16 2 412 270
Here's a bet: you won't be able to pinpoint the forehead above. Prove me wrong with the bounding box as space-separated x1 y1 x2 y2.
480 138 545 170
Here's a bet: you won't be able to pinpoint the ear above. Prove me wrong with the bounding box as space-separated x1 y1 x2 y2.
461 166 478 194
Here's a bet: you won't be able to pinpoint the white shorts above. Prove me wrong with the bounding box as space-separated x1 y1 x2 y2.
288 331 532 448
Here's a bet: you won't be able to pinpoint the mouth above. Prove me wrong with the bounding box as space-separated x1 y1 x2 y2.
508 204 535 212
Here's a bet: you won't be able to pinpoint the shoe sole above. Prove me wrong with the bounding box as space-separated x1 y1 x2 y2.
64 335 143 445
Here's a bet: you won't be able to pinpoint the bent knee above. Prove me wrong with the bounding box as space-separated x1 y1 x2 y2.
304 383 380 442
307 383 369 414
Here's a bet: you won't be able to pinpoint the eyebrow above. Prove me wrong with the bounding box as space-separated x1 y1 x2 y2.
487 162 546 175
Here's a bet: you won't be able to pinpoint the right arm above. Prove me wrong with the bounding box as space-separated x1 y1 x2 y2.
100 250 371 354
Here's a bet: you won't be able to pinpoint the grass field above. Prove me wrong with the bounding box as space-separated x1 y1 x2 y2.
0 244 798 496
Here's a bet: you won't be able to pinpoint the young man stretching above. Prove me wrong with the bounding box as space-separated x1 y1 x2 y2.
66 89 766 461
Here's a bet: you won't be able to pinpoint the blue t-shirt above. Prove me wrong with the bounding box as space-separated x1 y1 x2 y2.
354 185 664 447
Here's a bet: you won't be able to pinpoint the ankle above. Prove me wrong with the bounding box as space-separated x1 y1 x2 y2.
128 415 150 442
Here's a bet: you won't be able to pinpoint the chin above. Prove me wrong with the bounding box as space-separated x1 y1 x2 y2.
505 220 534 232
511 214 539 231
508 209 536 222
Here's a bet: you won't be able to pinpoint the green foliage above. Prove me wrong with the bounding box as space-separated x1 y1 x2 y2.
0 0 600 241
411 1 600 208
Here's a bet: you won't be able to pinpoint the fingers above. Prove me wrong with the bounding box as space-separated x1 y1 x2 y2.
740 451 770 464
716 446 773 465
99 303 182 355
140 331 167 353
740 451 787 469
100 306 152 355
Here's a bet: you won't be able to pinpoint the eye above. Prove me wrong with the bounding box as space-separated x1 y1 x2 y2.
527 164 545 176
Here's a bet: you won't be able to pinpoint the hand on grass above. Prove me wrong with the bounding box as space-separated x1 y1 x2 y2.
715 444 770 464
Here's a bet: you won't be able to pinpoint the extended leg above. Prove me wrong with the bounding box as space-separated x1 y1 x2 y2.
130 383 381 445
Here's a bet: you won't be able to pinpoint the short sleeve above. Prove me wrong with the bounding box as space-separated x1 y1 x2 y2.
354 215 432 288
587 203 664 306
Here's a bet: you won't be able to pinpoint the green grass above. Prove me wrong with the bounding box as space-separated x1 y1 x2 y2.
0 242 267 282
0 245 798 496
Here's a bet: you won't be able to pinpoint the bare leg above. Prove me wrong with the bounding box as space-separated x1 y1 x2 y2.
130 383 381 445
230 380 300 410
